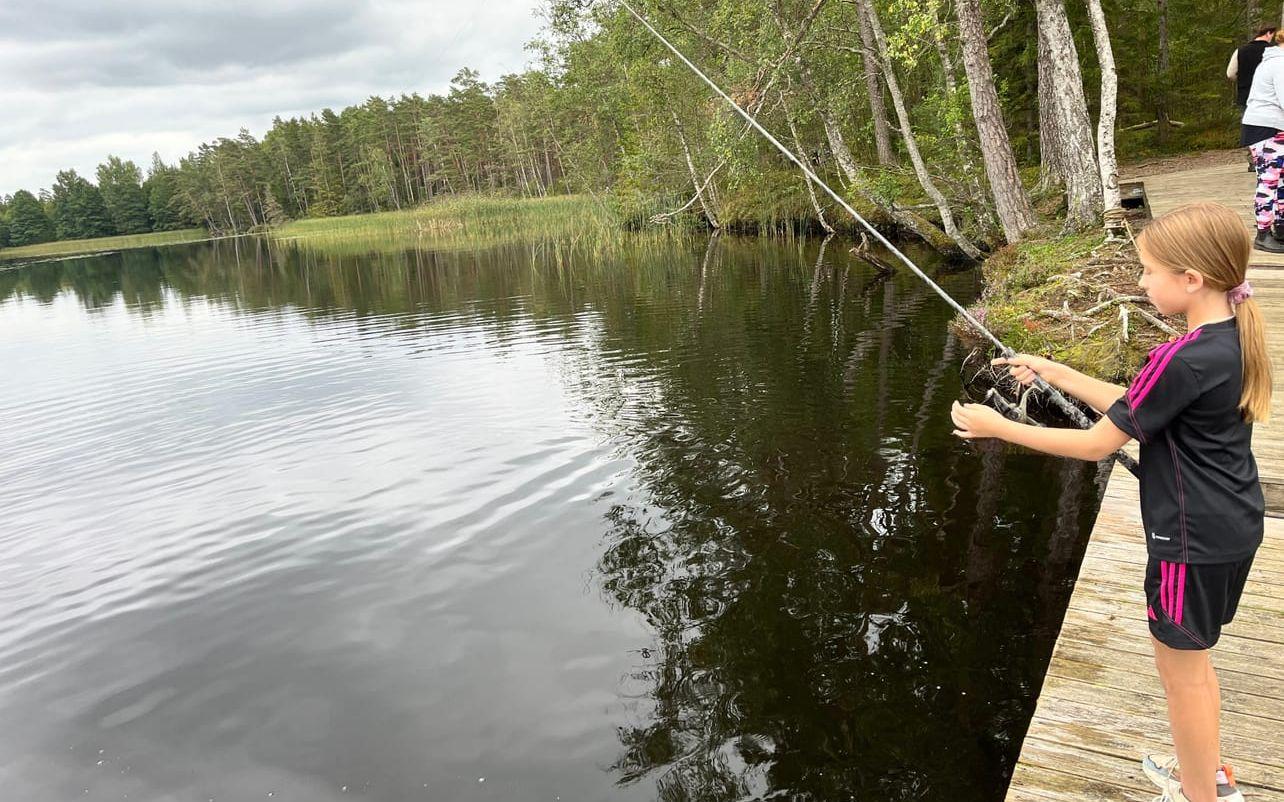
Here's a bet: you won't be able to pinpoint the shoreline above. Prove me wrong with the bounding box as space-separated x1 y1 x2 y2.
0 188 1175 392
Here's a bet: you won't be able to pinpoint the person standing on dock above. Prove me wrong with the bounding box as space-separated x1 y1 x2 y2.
1242 30 1284 252
1229 24 1278 169
950 203 1271 802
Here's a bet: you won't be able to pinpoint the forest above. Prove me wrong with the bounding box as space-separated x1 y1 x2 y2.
0 0 1270 255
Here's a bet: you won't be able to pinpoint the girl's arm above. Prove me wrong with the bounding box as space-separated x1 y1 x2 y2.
950 400 1133 461
994 355 1128 414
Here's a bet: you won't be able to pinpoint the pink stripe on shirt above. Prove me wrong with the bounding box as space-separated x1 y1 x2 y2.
1129 329 1202 408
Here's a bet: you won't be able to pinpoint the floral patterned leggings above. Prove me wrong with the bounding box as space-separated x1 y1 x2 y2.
1251 133 1284 231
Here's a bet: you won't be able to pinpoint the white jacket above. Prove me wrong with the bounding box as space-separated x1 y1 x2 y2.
1243 47 1284 130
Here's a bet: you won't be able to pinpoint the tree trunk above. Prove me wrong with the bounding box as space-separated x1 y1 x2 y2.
1035 0 1102 230
794 61 965 255
1246 0 1261 36
954 0 1039 243
1086 0 1121 213
1025 15 1039 164
1156 0 1171 146
215 161 238 234
855 1 896 165
861 0 983 259
671 109 720 229
1037 28 1064 191
932 30 997 236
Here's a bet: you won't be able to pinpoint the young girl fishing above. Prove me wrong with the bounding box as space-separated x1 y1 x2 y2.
949 202 1271 802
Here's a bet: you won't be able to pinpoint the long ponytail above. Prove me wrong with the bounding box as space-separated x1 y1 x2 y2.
1235 294 1273 423
1135 202 1273 422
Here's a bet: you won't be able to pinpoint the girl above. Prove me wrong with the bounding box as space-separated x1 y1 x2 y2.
1243 30 1284 252
950 202 1271 802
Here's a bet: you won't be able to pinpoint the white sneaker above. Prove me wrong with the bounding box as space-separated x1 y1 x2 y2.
1141 754 1245 802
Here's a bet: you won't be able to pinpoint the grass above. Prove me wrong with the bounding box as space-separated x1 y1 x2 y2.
272 194 642 257
0 228 211 263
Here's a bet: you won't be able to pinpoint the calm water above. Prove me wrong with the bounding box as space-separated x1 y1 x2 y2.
0 235 1106 801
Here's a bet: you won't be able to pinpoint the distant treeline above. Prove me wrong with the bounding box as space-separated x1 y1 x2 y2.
0 0 1260 252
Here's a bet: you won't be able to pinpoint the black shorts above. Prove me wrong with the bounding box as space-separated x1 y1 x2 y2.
1145 555 1256 650
1241 123 1281 147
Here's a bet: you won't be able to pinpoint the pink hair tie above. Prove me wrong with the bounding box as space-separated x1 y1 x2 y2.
1229 281 1254 306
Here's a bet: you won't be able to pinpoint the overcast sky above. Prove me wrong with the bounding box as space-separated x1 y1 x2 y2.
0 0 548 196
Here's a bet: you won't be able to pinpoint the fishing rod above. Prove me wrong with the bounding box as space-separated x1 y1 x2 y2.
616 0 1139 476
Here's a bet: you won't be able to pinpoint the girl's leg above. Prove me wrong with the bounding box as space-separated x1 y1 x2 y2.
1152 635 1220 802
1252 139 1279 231
1272 137 1284 230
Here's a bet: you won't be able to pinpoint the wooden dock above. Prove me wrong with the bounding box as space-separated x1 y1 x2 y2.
1006 162 1284 802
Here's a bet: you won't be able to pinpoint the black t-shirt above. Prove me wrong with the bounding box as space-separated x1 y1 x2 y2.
1106 318 1265 564
1237 40 1270 107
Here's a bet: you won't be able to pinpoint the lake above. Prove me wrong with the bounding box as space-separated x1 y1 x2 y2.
0 234 1105 801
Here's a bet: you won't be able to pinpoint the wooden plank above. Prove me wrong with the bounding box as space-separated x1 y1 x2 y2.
1064 581 1282 642
1074 554 1284 610
1044 653 1284 717
1035 673 1284 751
1042 637 1282 701
1083 537 1284 572
1052 625 1284 681
1013 738 1284 800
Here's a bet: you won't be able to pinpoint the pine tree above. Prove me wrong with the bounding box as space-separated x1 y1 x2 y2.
49 170 115 240
96 156 152 233
143 154 192 230
262 187 287 226
955 0 1038 242
6 190 55 246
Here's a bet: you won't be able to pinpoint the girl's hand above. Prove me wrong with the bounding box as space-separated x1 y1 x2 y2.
991 354 1057 387
950 400 1008 440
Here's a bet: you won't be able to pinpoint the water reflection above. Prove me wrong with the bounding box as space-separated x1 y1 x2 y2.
0 234 1102 801
560 238 1102 801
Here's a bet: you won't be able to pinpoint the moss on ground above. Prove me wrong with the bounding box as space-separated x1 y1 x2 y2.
953 228 1179 383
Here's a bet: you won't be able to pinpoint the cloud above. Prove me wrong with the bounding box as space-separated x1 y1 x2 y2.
0 0 547 195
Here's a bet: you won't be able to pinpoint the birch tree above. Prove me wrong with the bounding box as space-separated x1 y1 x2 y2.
1085 0 1121 214
1035 0 1102 230
860 0 982 258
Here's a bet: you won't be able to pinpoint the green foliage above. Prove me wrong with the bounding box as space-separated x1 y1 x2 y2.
6 189 55 246
262 188 287 227
96 156 152 234
144 155 193 231
49 170 115 240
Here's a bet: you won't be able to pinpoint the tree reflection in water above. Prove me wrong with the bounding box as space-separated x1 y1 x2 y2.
583 237 1100 802
0 233 1102 801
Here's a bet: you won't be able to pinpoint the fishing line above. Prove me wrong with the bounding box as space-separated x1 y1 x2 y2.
616 0 1139 476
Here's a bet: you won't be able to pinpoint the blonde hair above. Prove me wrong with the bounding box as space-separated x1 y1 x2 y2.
1274 30 1284 45
1136 202 1273 423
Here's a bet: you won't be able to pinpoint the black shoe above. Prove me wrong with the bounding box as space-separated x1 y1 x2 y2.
1254 229 1284 252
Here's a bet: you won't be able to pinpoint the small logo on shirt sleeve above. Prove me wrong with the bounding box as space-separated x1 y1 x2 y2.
1150 531 1171 542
